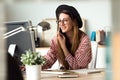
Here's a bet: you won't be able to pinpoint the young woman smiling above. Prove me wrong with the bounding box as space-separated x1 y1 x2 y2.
42 4 92 70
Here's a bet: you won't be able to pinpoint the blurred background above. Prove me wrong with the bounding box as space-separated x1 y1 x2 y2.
0 0 120 80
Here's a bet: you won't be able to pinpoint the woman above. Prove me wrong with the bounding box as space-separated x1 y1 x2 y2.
42 4 92 70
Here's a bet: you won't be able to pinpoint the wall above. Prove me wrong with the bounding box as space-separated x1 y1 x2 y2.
0 2 6 80
5 0 112 37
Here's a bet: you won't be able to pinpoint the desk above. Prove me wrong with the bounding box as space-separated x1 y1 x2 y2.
26 48 106 80
23 70 105 80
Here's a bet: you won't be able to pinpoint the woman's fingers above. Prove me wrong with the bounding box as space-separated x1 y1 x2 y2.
57 32 64 40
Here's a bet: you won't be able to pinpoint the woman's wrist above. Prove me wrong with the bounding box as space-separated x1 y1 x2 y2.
62 46 69 57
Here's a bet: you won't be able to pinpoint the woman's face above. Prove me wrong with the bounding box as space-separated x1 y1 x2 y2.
58 13 73 33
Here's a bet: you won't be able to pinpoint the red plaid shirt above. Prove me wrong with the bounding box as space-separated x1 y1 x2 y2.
42 32 92 70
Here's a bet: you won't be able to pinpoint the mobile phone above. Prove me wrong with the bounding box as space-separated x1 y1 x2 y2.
57 27 64 35
58 74 79 78
59 28 63 34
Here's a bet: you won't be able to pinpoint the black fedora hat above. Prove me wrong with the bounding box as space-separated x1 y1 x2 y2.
56 4 83 28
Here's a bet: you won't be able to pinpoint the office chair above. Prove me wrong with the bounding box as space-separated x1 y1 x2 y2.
88 41 98 69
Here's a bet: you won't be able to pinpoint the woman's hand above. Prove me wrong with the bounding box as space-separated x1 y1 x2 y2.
57 31 70 57
57 32 66 49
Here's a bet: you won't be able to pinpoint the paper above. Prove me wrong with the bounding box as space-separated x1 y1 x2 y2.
41 70 72 75
8 44 16 56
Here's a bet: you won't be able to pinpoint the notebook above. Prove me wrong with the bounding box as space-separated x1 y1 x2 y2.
41 70 72 74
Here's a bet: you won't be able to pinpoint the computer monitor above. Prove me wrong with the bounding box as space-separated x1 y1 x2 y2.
4 20 35 65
